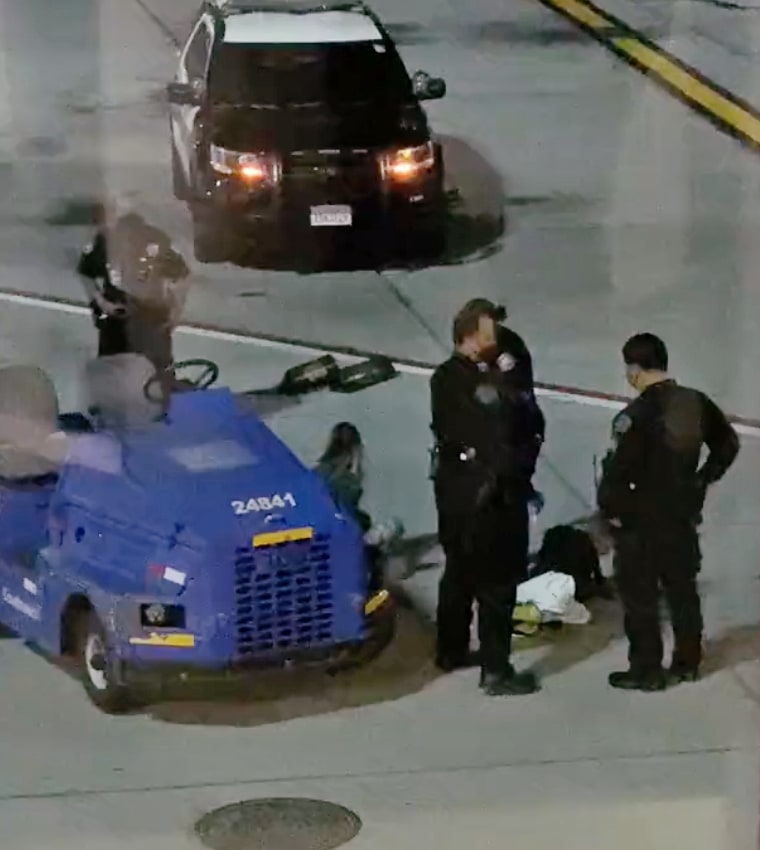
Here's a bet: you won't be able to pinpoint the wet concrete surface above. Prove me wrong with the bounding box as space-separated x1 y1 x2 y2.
564 0 760 107
2 0 760 416
0 0 759 846
0 301 755 848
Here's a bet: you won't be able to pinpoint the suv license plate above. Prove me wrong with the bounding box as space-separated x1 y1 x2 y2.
310 205 352 227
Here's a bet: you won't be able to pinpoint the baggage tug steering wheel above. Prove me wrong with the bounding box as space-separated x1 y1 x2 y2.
143 358 220 402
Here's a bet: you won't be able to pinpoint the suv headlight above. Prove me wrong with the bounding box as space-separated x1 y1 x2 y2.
380 141 436 181
209 144 281 184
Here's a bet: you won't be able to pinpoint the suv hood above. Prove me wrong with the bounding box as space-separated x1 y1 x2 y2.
209 101 428 153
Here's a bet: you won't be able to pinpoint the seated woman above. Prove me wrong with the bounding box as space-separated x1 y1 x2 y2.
314 422 403 593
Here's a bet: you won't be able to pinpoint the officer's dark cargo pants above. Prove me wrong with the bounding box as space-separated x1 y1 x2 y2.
436 501 529 674
96 309 173 373
614 522 703 674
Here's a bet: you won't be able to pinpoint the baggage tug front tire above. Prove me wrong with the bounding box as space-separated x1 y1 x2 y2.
77 611 135 714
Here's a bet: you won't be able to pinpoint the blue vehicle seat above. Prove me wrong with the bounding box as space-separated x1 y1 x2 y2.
0 365 64 557
84 353 166 430
0 364 64 482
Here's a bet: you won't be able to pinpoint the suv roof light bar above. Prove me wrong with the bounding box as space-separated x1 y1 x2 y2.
205 0 369 15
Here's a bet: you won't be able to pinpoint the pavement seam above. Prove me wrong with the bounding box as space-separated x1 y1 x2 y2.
129 0 181 48
0 744 740 803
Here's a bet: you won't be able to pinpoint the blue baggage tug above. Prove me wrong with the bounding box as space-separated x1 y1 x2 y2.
0 358 394 713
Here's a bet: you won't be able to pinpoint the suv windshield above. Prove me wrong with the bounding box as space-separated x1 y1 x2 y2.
208 40 412 107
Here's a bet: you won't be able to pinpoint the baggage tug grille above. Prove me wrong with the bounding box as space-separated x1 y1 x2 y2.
233 535 333 656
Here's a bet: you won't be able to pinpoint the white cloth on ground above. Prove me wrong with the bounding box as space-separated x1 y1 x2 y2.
516 571 591 625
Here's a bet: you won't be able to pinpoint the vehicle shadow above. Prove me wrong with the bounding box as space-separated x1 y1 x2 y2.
227 133 506 274
43 196 109 227
144 597 439 727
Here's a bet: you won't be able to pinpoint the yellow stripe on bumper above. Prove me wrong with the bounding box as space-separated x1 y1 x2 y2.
252 527 314 547
129 632 196 648
365 589 390 616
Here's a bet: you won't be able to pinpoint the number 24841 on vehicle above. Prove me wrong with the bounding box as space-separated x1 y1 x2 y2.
231 493 296 515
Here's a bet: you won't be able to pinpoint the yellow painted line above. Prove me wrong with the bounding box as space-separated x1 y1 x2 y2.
611 38 760 146
539 0 760 150
252 526 314 548
548 0 609 29
364 589 390 616
129 632 196 648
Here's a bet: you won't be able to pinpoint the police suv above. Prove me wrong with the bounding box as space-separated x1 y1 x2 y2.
167 0 448 262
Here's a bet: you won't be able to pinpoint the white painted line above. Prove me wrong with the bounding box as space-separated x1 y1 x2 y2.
0 291 89 317
1 289 759 438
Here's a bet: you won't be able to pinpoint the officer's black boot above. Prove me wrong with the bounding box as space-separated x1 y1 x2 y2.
666 665 700 685
666 637 702 685
608 668 667 691
479 664 540 696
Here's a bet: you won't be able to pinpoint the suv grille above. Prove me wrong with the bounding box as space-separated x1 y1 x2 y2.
283 150 379 203
233 534 334 657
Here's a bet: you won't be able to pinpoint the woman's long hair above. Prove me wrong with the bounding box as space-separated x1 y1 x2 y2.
318 421 363 479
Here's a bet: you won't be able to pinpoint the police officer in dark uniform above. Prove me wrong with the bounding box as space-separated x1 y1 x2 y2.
77 203 129 356
77 203 190 374
597 333 739 691
430 299 539 696
468 299 546 500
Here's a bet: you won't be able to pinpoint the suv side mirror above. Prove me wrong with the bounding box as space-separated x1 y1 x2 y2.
412 71 446 101
167 81 202 106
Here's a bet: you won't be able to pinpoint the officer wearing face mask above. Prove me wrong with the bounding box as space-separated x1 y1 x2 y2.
430 298 539 696
597 333 739 692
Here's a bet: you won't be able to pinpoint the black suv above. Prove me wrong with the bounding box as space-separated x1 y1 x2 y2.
167 0 447 263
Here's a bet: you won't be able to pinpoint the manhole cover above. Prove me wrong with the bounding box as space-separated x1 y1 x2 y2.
194 798 362 850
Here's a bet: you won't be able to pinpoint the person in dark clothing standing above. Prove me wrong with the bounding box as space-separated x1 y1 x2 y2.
77 203 129 356
77 202 190 374
597 333 739 691
458 299 546 508
430 299 539 696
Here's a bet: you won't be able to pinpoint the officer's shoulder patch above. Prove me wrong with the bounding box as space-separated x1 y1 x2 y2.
81 240 94 255
612 412 633 436
146 242 160 258
496 352 516 372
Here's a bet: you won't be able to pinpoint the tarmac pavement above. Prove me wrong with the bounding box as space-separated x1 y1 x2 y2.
0 0 759 846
